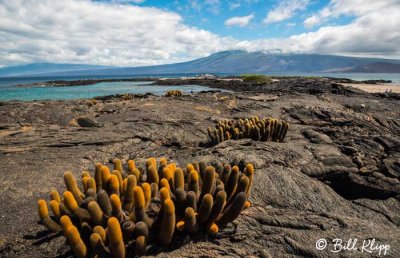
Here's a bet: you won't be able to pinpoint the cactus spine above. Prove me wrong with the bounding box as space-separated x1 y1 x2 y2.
227 175 249 206
100 166 111 187
49 200 61 218
159 199 175 246
244 164 254 197
64 172 84 205
93 225 107 242
50 190 61 203
60 215 73 235
188 170 199 196
88 201 106 226
122 175 136 212
200 166 215 200
37 200 62 232
107 217 125 258
66 226 87 258
86 177 96 193
186 191 197 211
95 163 103 191
142 183 151 208
173 168 185 191
147 165 159 185
225 166 240 201
198 194 213 224
113 158 123 173
63 191 90 220
110 194 124 221
150 182 158 198
184 207 198 233
109 174 120 196
133 186 152 227
90 233 110 257
111 170 124 194
217 192 247 226
136 236 147 256
97 189 112 217
160 178 170 191
207 190 227 223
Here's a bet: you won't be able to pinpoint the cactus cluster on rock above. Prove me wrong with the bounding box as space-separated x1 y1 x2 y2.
208 116 288 145
165 90 183 97
37 158 254 257
119 93 134 100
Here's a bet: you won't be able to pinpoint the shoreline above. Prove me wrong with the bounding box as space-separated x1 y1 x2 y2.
342 83 400 93
13 77 157 88
1 76 400 102
7 75 396 88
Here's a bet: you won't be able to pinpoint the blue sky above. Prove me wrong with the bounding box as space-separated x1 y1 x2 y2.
140 0 332 39
0 0 399 67
91 0 360 40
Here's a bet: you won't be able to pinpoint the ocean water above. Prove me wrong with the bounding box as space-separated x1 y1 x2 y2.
0 73 399 101
0 81 224 101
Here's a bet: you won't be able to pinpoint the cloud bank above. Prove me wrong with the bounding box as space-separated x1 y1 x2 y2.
0 0 232 66
0 0 399 67
298 0 400 57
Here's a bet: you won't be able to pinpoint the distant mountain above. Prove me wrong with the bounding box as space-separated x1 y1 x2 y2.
0 63 113 77
1 51 399 77
344 62 400 73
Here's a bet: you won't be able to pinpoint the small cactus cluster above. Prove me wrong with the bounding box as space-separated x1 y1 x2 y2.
208 116 288 145
37 158 254 257
165 90 183 97
120 94 134 100
86 99 98 107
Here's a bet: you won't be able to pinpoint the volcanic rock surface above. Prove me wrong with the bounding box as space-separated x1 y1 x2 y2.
0 77 399 257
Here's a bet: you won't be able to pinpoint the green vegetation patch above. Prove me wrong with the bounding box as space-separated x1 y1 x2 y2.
241 74 272 83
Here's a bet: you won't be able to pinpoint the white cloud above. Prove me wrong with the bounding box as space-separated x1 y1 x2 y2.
304 15 320 28
233 0 400 58
293 1 400 57
264 0 309 24
229 2 241 10
0 0 399 67
225 14 254 27
188 0 220 14
229 0 259 10
0 0 231 67
303 0 396 28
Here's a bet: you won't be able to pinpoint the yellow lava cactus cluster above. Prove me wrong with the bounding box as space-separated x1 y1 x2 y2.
165 90 183 97
37 158 254 257
208 116 289 145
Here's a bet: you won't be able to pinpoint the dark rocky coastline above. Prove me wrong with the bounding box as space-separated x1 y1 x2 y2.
13 76 393 88
15 78 156 88
0 77 399 257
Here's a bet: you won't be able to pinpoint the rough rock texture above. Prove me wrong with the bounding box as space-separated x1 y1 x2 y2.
0 78 399 257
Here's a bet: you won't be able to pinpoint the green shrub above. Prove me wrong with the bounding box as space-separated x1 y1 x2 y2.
241 74 272 84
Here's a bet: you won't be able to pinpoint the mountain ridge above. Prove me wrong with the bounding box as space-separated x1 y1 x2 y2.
1 51 400 77
0 63 113 77
345 62 400 73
